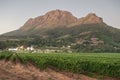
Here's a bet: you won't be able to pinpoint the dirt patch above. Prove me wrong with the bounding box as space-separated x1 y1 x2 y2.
0 60 51 80
0 60 118 80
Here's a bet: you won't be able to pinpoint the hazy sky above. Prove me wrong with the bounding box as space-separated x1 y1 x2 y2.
0 0 120 34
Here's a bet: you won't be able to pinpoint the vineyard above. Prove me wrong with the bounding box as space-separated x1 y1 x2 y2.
0 52 120 79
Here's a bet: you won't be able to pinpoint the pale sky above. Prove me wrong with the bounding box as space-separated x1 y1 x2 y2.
0 0 120 34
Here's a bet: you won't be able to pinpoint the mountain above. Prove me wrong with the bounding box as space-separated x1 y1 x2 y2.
3 10 77 36
2 10 104 36
1 9 120 52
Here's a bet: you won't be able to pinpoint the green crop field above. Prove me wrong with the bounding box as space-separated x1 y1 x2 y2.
0 52 120 79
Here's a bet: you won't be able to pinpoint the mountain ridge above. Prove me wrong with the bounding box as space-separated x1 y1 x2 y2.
2 10 106 36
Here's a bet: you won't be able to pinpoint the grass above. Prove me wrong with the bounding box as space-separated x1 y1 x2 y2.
0 52 120 79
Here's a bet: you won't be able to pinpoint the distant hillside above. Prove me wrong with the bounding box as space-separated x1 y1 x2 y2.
1 10 120 52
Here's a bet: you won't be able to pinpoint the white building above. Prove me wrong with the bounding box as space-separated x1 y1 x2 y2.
8 48 18 51
26 46 34 51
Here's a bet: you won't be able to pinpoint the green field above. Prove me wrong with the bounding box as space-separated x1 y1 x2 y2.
0 52 120 79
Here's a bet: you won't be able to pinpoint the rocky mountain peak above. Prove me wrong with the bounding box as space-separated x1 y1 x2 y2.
84 13 103 24
72 13 104 26
20 10 77 31
86 13 97 17
19 10 105 32
45 9 73 16
42 9 77 27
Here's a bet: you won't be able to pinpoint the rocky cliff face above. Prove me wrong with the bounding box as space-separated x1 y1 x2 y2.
77 13 103 24
19 10 104 31
2 10 105 36
19 10 77 31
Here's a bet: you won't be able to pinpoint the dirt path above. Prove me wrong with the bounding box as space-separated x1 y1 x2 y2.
0 60 118 80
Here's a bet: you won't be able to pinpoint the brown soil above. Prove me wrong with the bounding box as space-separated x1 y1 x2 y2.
0 60 119 80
